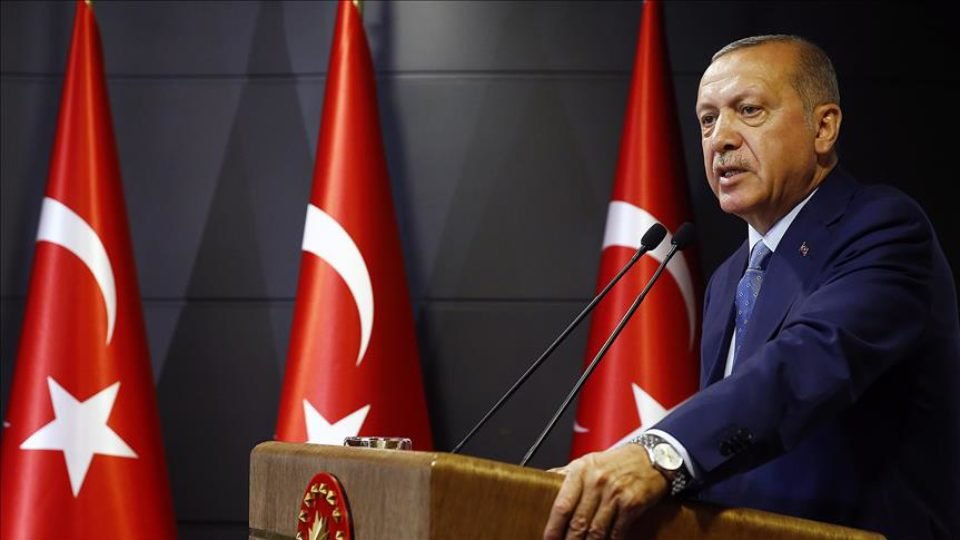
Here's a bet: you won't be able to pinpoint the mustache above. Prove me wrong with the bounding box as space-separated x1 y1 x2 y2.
713 153 751 172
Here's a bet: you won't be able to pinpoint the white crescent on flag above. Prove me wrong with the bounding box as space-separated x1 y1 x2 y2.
601 201 697 350
301 204 374 366
36 197 117 344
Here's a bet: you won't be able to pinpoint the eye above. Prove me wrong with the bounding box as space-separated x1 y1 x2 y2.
699 114 716 128
740 105 761 116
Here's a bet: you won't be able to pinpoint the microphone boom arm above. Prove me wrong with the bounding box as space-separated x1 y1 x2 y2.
451 242 653 454
451 223 668 454
519 240 685 466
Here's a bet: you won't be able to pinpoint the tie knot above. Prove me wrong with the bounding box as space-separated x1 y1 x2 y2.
748 241 772 271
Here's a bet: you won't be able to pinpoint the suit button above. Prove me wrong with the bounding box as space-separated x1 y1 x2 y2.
734 429 753 445
719 441 733 456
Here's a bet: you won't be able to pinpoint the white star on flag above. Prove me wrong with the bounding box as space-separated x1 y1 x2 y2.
20 377 137 496
302 400 370 445
610 383 671 449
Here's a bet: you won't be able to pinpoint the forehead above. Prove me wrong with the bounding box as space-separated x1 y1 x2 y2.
697 43 798 107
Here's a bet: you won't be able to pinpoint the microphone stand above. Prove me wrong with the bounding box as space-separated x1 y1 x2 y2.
520 223 694 466
451 224 667 454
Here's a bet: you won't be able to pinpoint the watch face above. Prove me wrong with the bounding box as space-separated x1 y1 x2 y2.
652 442 683 471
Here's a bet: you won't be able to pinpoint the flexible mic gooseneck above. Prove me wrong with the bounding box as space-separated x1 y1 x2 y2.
519 222 696 466
450 223 668 454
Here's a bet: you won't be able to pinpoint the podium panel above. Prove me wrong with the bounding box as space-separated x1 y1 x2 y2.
249 441 883 539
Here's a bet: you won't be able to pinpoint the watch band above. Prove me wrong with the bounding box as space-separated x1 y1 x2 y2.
632 433 692 496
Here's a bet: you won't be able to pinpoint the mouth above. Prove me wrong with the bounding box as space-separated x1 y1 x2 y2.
714 165 750 184
715 166 750 182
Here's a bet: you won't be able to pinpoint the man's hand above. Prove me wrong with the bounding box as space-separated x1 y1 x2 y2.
543 443 668 540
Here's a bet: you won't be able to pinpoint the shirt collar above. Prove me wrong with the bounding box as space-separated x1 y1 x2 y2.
747 188 819 253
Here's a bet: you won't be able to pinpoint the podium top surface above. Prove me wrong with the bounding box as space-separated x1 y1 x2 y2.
249 441 884 540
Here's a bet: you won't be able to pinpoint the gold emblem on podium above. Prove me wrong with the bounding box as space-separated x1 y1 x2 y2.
296 472 352 540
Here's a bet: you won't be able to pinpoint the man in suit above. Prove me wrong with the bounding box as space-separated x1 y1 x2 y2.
544 35 960 540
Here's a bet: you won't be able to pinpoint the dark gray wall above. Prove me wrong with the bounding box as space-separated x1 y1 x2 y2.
2 1 957 537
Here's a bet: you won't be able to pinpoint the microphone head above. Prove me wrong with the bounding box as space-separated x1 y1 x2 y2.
641 223 668 250
671 222 696 250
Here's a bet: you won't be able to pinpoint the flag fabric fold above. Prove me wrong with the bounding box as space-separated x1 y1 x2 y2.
570 0 701 458
0 1 177 538
275 0 433 450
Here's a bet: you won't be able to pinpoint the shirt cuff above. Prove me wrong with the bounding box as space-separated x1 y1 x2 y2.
643 428 700 481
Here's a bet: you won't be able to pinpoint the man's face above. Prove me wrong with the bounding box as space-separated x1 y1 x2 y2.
696 43 819 232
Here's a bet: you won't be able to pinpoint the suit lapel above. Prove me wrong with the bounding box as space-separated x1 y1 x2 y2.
733 168 858 372
702 245 747 386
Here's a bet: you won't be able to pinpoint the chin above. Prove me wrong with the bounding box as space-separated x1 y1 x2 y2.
718 196 745 217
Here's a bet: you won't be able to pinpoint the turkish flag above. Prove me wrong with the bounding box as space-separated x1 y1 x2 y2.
0 2 177 538
275 0 433 450
570 0 701 458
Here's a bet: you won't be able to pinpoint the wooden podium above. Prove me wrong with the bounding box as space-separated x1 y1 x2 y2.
249 441 883 539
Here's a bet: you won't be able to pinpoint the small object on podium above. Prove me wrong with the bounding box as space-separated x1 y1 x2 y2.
343 436 412 450
296 472 353 540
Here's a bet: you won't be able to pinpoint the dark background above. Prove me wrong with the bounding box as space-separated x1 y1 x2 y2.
2 1 957 537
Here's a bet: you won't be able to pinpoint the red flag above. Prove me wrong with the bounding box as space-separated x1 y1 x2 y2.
275 0 433 450
570 0 701 458
0 2 177 538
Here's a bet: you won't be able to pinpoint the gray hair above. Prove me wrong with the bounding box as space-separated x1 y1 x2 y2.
712 34 840 113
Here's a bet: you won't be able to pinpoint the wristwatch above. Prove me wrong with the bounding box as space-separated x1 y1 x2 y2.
632 433 692 496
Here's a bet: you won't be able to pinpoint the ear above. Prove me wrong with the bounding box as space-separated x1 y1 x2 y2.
813 103 842 156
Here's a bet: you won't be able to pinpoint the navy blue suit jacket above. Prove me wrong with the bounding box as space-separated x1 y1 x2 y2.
655 168 960 538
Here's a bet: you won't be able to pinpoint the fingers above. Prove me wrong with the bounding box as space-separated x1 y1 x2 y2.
586 499 617 540
543 445 671 540
543 465 584 540
564 471 603 540
546 456 615 540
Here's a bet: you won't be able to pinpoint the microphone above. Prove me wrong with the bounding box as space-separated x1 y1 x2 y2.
519 222 696 466
450 223 668 454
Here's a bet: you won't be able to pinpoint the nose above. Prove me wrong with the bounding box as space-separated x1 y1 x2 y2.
709 111 742 153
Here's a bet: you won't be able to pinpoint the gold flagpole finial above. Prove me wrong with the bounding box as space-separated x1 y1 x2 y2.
352 0 363 15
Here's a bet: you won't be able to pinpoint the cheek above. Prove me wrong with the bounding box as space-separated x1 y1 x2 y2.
752 118 811 172
741 133 764 167
758 138 805 182
745 137 783 186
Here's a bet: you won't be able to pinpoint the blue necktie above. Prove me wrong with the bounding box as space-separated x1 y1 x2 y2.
733 241 772 364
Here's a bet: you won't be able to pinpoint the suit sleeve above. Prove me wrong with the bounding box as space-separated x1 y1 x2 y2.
655 192 935 482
